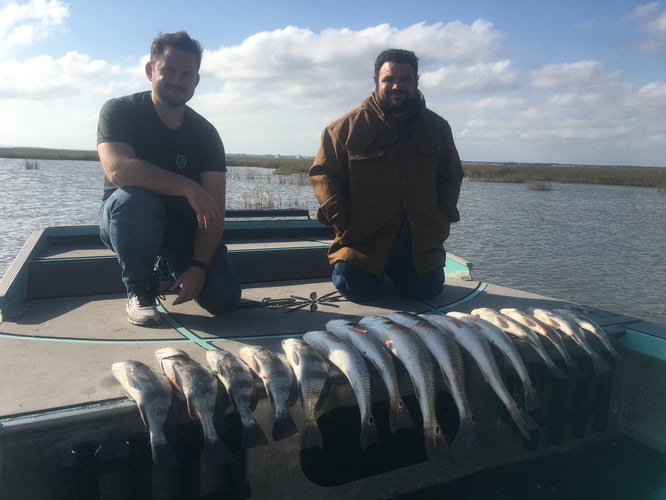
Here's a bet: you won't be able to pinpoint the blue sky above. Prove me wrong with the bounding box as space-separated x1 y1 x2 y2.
1 0 664 166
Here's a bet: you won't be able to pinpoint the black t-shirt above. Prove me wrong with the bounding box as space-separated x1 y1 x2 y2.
97 91 226 222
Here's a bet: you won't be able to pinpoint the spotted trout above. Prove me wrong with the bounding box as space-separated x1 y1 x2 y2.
471 307 567 380
425 313 539 440
530 308 611 374
326 318 414 434
303 330 381 452
448 311 540 412
359 316 452 463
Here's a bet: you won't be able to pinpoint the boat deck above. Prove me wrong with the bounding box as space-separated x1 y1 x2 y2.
0 215 663 499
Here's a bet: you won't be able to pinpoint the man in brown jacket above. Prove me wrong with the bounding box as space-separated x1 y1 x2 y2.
309 48 464 302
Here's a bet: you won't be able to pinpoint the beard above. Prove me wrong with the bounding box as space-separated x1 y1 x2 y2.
378 90 418 114
155 84 192 107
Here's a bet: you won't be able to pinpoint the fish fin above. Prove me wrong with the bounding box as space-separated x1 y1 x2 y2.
389 398 415 434
360 419 381 452
204 436 235 466
272 410 299 441
508 405 539 440
300 420 324 450
149 432 180 468
241 413 268 448
423 424 453 464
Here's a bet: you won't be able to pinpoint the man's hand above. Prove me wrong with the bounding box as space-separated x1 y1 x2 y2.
170 266 206 305
186 185 222 229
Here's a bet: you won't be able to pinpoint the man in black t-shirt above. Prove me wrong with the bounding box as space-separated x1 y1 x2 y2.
97 31 241 326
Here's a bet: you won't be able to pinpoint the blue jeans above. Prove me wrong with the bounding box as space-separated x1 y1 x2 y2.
332 227 444 302
99 187 241 313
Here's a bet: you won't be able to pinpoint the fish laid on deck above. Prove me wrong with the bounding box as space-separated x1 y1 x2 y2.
238 345 299 442
359 316 452 464
553 308 619 358
448 312 540 412
206 349 268 449
302 330 380 452
471 307 567 380
155 348 234 465
326 318 414 434
425 314 539 440
111 360 178 467
281 338 330 449
530 308 612 374
388 311 482 448
500 307 582 378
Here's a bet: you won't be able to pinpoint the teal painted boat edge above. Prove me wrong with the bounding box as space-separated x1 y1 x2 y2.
618 327 666 362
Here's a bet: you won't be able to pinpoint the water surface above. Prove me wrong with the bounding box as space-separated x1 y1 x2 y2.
1 158 664 324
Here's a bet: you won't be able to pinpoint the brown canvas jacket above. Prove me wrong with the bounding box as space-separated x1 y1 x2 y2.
309 92 464 276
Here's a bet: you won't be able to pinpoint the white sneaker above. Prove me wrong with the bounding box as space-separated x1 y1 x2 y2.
126 291 160 325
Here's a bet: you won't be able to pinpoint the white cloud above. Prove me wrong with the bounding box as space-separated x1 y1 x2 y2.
530 60 621 90
421 60 517 94
0 51 142 99
0 18 664 167
0 0 69 51
626 2 666 52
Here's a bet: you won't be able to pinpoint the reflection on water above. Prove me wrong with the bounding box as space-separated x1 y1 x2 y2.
1 158 664 324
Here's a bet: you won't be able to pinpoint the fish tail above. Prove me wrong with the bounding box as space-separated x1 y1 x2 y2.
149 432 180 468
590 351 612 375
300 419 324 450
389 398 415 434
360 419 381 452
508 405 539 440
534 345 568 379
457 415 485 448
204 436 235 466
424 423 452 464
544 357 568 380
272 410 299 442
524 382 541 412
594 336 620 359
241 413 268 448
558 347 585 378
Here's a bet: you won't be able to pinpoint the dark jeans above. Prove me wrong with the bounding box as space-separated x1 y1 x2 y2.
99 187 241 313
332 227 444 302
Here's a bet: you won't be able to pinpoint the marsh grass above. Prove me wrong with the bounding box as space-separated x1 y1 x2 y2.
2 147 664 190
464 163 666 189
527 181 552 191
229 168 311 209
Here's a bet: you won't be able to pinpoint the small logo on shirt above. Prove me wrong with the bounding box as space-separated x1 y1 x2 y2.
176 155 188 170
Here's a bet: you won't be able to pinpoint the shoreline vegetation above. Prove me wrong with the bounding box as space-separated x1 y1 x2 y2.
1 146 664 190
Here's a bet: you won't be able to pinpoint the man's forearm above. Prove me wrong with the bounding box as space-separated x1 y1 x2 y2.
191 224 224 266
109 157 199 198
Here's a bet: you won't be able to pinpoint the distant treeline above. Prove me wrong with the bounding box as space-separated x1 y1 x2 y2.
0 146 98 161
463 162 666 189
2 147 664 189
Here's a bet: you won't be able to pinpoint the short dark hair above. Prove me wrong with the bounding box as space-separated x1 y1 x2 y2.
373 49 419 84
150 31 203 70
